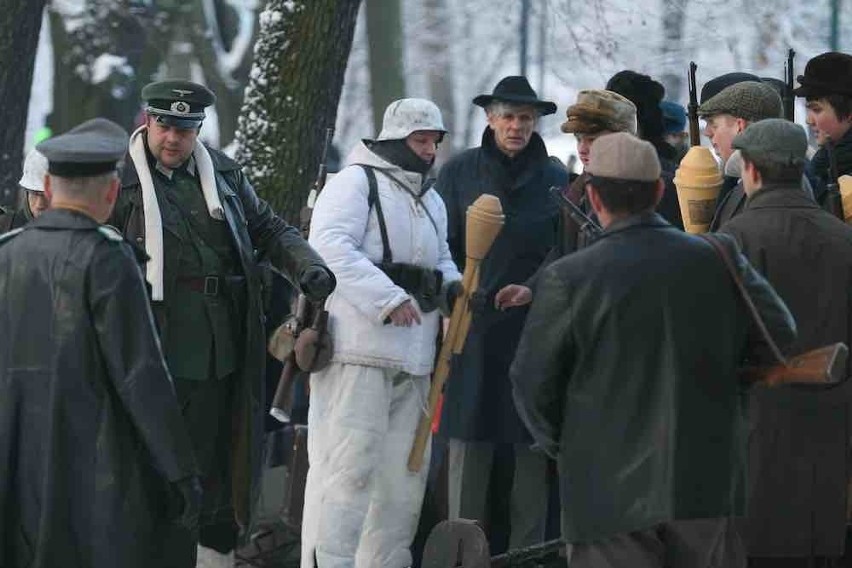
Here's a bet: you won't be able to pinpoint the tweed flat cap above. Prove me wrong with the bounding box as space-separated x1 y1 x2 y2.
697 81 783 122
700 72 760 104
562 90 637 135
732 118 808 166
586 132 661 182
37 118 128 178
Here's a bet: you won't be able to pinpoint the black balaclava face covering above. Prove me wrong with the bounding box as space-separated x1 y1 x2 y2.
369 139 434 175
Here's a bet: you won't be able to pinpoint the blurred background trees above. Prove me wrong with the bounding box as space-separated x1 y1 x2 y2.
5 0 851 210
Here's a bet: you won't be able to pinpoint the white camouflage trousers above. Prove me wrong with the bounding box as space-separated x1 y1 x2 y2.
301 363 431 568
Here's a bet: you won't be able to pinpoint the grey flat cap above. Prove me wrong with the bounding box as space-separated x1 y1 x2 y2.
732 118 808 166
586 132 661 182
698 81 783 122
37 118 128 178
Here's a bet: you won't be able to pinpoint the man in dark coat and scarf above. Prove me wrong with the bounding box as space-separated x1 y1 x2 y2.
436 75 567 549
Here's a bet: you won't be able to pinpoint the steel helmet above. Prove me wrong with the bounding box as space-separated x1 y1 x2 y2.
19 148 48 192
375 98 447 141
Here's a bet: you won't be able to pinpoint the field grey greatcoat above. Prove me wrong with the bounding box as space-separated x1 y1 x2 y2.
436 129 567 443
110 145 329 530
0 209 197 568
720 182 852 557
511 213 796 543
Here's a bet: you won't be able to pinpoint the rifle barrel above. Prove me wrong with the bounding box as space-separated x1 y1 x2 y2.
687 61 701 146
549 186 603 236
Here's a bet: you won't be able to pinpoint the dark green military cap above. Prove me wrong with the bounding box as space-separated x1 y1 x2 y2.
732 118 808 166
37 118 128 178
142 79 216 128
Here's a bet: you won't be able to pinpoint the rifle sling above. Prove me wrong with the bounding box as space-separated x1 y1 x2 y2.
699 234 788 367
360 165 440 264
361 165 393 264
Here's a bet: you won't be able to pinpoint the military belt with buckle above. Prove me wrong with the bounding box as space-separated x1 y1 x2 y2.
177 275 246 296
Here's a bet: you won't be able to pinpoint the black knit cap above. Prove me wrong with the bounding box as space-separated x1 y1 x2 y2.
794 52 852 98
700 72 760 104
605 70 666 139
473 76 557 115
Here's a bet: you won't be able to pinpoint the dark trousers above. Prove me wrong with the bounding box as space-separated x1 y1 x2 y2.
568 518 745 568
749 558 840 567
173 375 239 554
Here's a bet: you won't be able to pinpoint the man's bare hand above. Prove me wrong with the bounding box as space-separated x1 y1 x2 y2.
388 300 422 327
494 284 533 310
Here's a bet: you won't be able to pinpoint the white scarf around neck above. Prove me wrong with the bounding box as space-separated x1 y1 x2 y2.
128 125 225 301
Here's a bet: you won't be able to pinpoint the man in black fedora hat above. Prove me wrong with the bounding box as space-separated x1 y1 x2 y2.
795 51 852 207
436 75 567 549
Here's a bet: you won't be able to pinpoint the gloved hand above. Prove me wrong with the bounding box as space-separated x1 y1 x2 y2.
299 265 336 302
169 476 202 531
440 280 464 315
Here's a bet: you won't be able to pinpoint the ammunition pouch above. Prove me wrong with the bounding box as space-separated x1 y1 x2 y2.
377 262 443 314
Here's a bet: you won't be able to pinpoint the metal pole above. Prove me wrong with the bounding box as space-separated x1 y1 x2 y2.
538 3 546 94
831 0 840 50
520 0 530 76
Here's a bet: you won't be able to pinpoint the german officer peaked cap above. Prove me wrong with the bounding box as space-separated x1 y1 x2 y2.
37 118 128 178
142 79 216 128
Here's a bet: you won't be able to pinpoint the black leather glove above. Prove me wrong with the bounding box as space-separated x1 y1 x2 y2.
447 281 463 309
299 265 336 302
170 476 202 531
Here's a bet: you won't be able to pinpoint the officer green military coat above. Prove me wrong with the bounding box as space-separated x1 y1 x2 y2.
110 145 328 531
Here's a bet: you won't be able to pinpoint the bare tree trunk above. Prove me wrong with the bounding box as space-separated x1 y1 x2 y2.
50 1 159 136
365 0 406 134
235 0 362 223
422 0 456 163
185 0 260 147
0 0 46 206
659 0 688 102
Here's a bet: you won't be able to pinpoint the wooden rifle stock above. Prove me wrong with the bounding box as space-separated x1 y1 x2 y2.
270 294 309 423
740 343 848 386
687 62 701 147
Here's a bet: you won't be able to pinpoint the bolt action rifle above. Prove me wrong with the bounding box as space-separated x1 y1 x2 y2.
300 127 335 237
824 137 846 220
548 186 602 243
784 48 796 121
687 61 700 147
270 127 335 423
702 234 848 388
